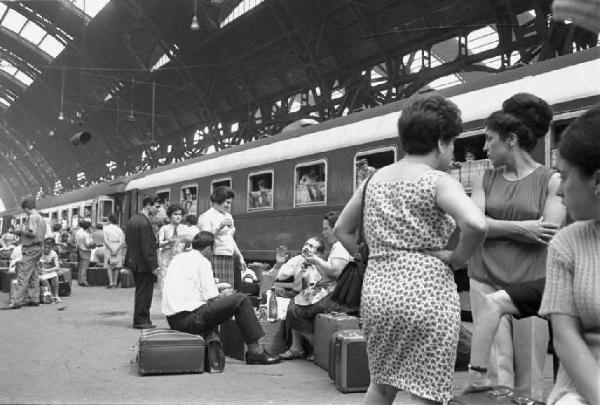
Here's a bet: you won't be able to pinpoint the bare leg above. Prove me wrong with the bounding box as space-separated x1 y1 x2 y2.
112 269 120 286
362 382 398 405
49 277 60 300
464 290 520 393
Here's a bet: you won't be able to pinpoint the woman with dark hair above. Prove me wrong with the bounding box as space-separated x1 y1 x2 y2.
280 211 352 360
334 94 488 404
468 93 567 399
157 203 185 290
198 186 245 287
538 105 600 405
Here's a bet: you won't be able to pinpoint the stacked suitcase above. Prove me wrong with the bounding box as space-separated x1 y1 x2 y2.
313 313 360 371
328 329 370 393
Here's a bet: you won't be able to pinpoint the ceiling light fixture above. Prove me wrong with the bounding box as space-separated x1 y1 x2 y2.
191 0 200 30
58 66 65 121
128 75 136 122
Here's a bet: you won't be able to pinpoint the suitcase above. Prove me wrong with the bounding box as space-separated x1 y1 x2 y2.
58 269 72 297
87 267 109 286
449 386 545 404
313 312 360 371
219 318 287 361
137 328 205 376
119 268 135 288
1 270 17 293
239 281 260 297
328 329 370 393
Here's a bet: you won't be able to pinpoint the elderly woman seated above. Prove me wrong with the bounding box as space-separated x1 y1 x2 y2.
280 211 352 360
39 238 63 303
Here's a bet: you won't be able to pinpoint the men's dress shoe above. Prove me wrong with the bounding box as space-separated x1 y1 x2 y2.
245 350 281 365
1 304 22 310
133 323 156 330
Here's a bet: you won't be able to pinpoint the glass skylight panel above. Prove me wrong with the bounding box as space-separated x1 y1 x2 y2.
38 35 65 57
221 0 264 27
70 0 110 19
20 21 46 45
150 53 170 72
0 97 10 107
2 9 27 33
0 61 18 76
468 26 499 54
14 71 33 86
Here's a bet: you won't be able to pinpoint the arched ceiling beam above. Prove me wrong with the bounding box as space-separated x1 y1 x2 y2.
0 70 26 95
0 174 18 208
0 26 52 67
5 1 80 43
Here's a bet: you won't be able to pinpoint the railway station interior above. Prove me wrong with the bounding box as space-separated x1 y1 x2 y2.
0 1 598 404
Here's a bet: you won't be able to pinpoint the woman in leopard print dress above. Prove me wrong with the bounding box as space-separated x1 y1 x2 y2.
335 94 488 404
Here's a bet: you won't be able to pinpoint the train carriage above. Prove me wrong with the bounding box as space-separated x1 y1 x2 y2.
1 48 598 263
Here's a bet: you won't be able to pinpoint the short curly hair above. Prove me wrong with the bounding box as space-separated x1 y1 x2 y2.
210 186 235 204
166 203 184 219
397 94 463 155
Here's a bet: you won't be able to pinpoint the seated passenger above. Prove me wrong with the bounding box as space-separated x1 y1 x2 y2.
269 237 323 297
161 231 281 365
1 225 19 249
280 212 352 360
39 238 62 303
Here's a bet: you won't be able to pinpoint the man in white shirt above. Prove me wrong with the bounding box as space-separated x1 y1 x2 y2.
162 231 280 365
271 237 324 294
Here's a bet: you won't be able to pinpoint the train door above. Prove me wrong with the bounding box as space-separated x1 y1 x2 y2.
97 196 115 224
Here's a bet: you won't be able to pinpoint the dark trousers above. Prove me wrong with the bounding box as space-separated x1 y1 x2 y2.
167 292 264 344
133 272 155 326
77 249 91 285
12 245 42 305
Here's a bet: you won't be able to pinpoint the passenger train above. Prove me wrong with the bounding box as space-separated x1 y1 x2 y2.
1 48 598 263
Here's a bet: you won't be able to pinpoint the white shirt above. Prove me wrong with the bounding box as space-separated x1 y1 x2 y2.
197 207 236 256
276 254 321 291
161 250 219 316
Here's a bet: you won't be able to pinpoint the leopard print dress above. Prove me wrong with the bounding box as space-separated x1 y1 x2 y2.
361 170 460 404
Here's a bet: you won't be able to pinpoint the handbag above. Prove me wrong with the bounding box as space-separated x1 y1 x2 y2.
329 174 373 309
204 332 226 373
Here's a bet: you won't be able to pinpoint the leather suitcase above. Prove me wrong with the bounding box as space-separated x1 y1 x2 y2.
219 318 287 361
239 281 260 297
119 268 135 288
137 328 205 376
87 267 109 286
313 313 360 371
328 329 370 393
58 269 72 297
449 386 545 404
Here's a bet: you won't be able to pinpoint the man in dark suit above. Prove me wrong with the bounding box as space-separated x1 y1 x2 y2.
125 195 162 329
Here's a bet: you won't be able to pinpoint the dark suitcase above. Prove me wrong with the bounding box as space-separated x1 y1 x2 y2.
119 268 135 288
239 281 260 297
219 318 287 361
87 267 109 286
328 329 370 393
137 328 205 376
313 312 360 371
58 269 72 297
449 386 545 405
1 270 17 293
204 333 225 373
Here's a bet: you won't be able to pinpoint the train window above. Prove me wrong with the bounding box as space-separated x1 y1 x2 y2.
211 178 231 193
180 185 198 215
98 200 113 223
248 171 273 211
450 134 491 194
294 160 327 206
83 204 93 222
60 210 68 228
354 146 397 190
71 207 80 228
50 211 58 223
156 189 171 206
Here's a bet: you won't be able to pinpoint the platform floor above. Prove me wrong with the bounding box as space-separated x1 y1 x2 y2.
0 284 554 404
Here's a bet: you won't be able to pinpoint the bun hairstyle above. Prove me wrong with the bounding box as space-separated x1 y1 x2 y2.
485 93 552 152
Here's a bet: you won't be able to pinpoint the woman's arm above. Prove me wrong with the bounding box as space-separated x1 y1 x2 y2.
306 255 348 280
333 186 364 256
157 226 172 248
485 173 566 244
550 314 600 405
434 175 488 269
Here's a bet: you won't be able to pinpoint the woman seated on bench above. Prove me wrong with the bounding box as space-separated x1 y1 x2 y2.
280 211 352 360
40 238 62 303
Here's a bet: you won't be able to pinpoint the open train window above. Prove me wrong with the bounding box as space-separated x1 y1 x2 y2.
180 185 198 215
71 207 80 228
248 171 273 211
450 133 491 194
156 189 171 206
60 209 68 228
211 178 231 194
294 160 327 207
83 204 93 222
50 211 58 223
354 146 397 190
98 199 114 223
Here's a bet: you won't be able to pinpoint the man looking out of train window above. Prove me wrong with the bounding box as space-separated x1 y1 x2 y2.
162 231 281 365
126 195 161 329
3 198 47 310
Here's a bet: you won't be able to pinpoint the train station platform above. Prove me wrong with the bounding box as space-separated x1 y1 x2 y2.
0 284 553 404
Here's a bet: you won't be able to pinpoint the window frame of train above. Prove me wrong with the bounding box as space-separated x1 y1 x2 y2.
247 170 274 212
155 188 171 206
97 198 114 224
70 206 80 228
211 177 232 194
353 146 398 191
294 159 328 207
180 184 198 216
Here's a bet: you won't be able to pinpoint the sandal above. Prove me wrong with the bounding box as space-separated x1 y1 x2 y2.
279 349 306 360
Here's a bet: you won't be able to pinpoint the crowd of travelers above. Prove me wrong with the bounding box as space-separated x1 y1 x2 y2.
2 91 599 404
